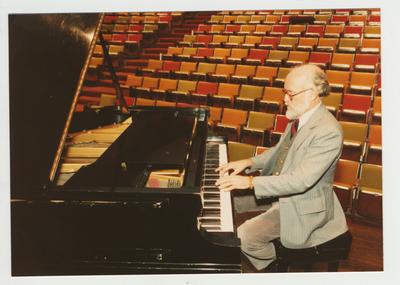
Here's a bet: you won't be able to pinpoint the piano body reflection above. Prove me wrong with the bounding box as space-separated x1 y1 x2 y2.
9 13 241 275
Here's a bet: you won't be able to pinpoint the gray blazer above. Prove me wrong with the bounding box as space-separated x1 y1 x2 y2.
249 104 348 249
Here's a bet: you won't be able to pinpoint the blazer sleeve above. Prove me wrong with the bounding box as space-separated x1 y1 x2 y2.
252 125 343 198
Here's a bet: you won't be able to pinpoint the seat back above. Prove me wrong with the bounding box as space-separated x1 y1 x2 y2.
255 66 278 78
179 61 197 72
158 78 178 91
263 87 285 102
247 111 275 129
228 141 256 162
230 48 249 59
217 83 240 98
196 81 218 95
238 85 264 100
326 70 350 85
350 72 376 88
340 121 368 143
268 50 289 61
197 62 217 73
273 114 289 132
321 92 342 110
142 77 159 89
221 108 248 126
342 94 371 112
359 163 382 193
368 125 382 146
125 75 143 87
176 80 197 93
247 49 269 61
234 65 256 77
287 51 310 63
334 159 359 186
309 52 332 64
214 64 235 75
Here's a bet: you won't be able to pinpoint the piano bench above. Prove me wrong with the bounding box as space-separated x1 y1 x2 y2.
271 231 352 272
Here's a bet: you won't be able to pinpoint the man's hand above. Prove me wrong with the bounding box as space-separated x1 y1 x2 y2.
215 175 252 192
215 158 253 176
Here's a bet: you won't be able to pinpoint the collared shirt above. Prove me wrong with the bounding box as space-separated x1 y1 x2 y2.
297 102 321 131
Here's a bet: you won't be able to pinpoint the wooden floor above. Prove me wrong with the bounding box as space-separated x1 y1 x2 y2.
235 211 383 273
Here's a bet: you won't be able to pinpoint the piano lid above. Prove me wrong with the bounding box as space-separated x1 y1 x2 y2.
9 13 101 194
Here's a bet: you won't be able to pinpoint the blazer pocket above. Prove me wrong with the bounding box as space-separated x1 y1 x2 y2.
296 195 326 215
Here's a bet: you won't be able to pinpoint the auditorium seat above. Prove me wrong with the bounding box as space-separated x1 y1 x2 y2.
126 34 143 48
108 45 125 56
367 15 381 26
353 54 380 72
313 14 330 25
241 35 263 48
330 14 348 25
273 67 291 87
315 37 338 52
226 48 249 64
134 77 159 98
193 34 213 47
277 37 299 50
269 114 290 146
228 141 256 162
279 15 291 25
349 14 367 26
141 59 163 75
208 15 223 24
250 15 267 25
253 24 273 36
330 53 354 70
355 163 382 221
230 64 256 84
240 111 275 146
337 38 360 53
175 47 197 61
178 34 196 46
163 47 183 60
128 24 144 33
265 50 289 67
257 86 285 114
340 121 368 161
208 48 231 63
365 124 382 165
265 15 281 25
244 49 270 65
359 38 380 54
258 36 280 49
287 25 306 37
99 94 116 107
371 96 381 125
308 52 332 69
170 80 197 102
343 26 363 38
349 72 376 94
363 25 381 38
204 105 222 128
194 24 212 34
285 51 310 67
191 62 217 81
123 75 143 96
208 34 229 47
321 92 342 117
211 82 240 107
209 24 226 34
174 61 198 79
209 63 236 82
113 24 128 33
296 37 318 52
324 24 344 38
215 108 248 141
191 47 214 61
224 35 245 48
269 25 288 36
191 81 218 105
156 60 181 78
326 70 350 92
234 84 264 110
110 33 127 44
223 24 240 34
236 15 252 24
333 159 360 212
222 15 237 24
251 66 278 86
237 24 256 35
152 78 178 101
304 25 325 37
338 94 372 123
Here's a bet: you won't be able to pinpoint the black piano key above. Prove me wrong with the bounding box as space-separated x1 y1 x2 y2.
203 180 217 186
199 218 221 225
203 201 221 208
203 193 220 200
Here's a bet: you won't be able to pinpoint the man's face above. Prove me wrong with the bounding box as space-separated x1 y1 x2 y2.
283 73 314 120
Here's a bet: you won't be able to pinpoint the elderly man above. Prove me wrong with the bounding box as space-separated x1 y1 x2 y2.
215 64 348 271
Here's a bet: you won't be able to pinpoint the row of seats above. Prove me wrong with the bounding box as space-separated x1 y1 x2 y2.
177 36 380 53
228 140 382 221
194 24 380 39
159 49 380 73
101 23 161 34
206 13 380 26
216 8 380 16
103 13 177 25
137 60 379 93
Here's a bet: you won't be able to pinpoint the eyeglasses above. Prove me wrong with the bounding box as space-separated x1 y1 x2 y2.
282 88 312 100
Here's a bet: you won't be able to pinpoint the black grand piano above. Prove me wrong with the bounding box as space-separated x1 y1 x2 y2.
9 14 241 275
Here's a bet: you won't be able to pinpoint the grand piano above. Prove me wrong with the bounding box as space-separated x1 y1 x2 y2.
9 13 241 275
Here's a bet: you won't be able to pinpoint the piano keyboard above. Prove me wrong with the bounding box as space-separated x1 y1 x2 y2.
198 138 234 232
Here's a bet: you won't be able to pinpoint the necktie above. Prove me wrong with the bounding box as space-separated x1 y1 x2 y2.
290 119 299 139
